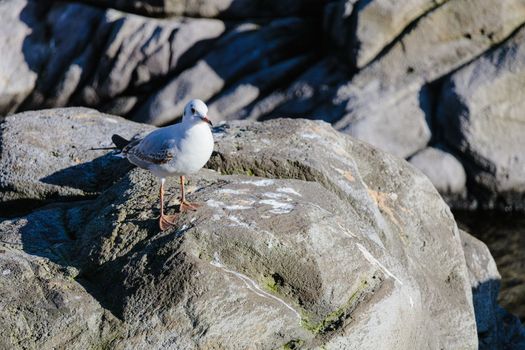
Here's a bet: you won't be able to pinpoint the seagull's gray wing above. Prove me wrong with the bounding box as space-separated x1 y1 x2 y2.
124 128 178 165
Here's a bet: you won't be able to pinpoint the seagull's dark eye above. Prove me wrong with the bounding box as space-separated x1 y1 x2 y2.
191 107 195 114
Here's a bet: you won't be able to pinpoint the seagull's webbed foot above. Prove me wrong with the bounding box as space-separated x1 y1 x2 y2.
159 213 178 231
179 200 201 212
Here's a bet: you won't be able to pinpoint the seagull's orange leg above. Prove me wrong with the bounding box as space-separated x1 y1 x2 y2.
179 176 200 212
159 178 177 230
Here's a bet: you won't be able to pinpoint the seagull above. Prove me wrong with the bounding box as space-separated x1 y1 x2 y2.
112 99 214 230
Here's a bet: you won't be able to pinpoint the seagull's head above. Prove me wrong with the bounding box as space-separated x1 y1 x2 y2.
183 99 212 126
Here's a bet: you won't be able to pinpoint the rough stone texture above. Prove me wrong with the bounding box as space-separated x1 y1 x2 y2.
329 0 525 159
460 230 525 349
0 244 121 349
0 109 486 349
327 0 448 67
0 108 153 214
409 147 467 195
437 25 525 210
334 81 432 158
0 0 47 115
227 58 349 122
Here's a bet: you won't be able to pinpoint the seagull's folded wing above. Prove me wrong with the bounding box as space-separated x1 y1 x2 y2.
125 129 178 165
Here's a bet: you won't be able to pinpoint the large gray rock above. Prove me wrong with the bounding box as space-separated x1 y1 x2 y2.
0 108 153 214
19 3 104 111
75 12 225 112
0 108 481 349
17 3 226 117
224 58 348 122
206 54 316 121
0 242 121 349
437 25 525 210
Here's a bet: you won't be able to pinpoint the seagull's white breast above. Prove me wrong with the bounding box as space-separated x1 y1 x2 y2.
149 122 214 178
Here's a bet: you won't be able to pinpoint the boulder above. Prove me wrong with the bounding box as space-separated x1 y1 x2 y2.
437 25 525 210
207 54 316 121
329 0 525 158
74 12 225 113
227 58 348 122
0 108 153 214
19 3 104 111
409 147 467 195
0 108 481 349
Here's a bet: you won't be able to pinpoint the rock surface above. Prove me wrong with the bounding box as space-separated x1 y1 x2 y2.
327 0 447 68
456 210 525 325
329 0 525 158
0 108 496 349
0 0 47 115
0 108 153 214
437 25 525 210
409 147 467 195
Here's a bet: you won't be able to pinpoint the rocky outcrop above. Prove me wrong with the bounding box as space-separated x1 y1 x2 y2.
133 18 318 125
437 25 525 210
327 0 525 157
1 0 524 210
0 108 503 348
0 108 153 214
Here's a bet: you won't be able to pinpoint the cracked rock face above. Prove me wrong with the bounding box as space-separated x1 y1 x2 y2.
0 108 490 349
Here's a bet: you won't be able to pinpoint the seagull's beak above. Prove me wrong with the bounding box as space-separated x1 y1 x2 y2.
201 116 213 126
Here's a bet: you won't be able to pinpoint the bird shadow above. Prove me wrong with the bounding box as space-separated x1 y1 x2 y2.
1 153 133 218
39 152 133 193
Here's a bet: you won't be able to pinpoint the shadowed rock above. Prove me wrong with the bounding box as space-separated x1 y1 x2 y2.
327 0 525 159
460 230 525 349
326 0 448 68
0 108 153 214
133 18 318 125
437 25 525 211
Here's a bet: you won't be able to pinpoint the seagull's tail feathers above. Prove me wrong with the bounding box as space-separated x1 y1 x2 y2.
112 134 131 150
